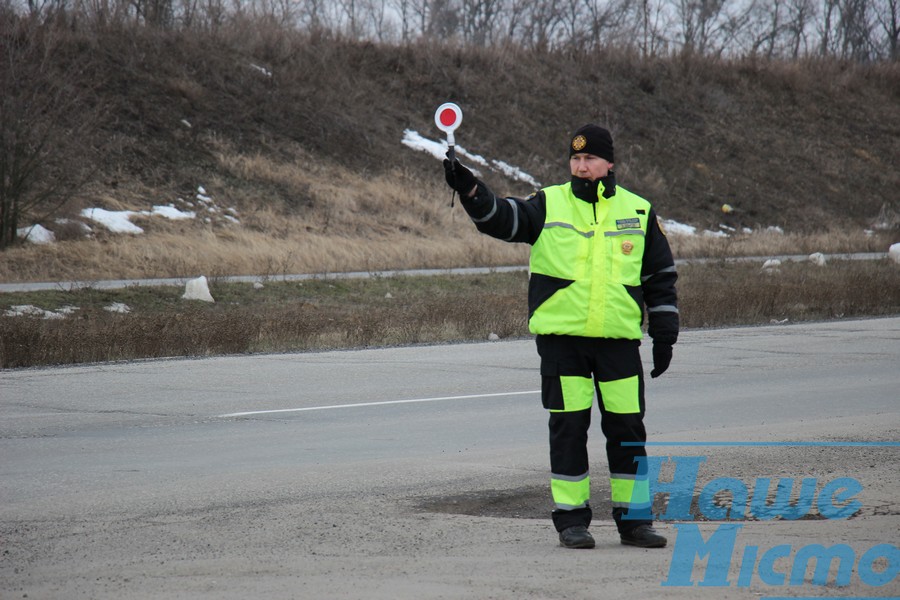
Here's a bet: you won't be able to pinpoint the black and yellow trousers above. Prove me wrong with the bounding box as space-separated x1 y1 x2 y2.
536 334 652 534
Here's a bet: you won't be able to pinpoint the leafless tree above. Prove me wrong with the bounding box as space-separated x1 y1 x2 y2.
557 0 584 45
461 0 501 45
363 0 397 41
839 0 874 59
130 0 174 26
426 0 459 38
874 0 899 58
336 0 361 37
820 0 876 59
520 0 563 49
779 0 815 57
389 0 412 41
629 0 671 56
0 18 103 249
584 0 635 49
820 0 837 53
497 0 531 40
295 0 329 31
677 0 727 53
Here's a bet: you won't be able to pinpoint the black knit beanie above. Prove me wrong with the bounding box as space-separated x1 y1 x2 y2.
569 124 614 162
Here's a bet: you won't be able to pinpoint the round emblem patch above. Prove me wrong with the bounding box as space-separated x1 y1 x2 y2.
622 240 634 255
572 135 587 152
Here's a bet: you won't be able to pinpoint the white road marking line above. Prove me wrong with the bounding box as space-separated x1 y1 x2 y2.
217 390 540 418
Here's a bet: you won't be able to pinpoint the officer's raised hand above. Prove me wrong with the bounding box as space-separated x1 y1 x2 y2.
650 343 672 378
443 155 478 198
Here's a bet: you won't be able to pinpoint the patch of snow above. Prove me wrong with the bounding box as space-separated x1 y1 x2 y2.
405 128 541 187
4 304 65 319
55 218 93 233
399 130 488 178
809 252 827 267
183 275 215 302
250 63 272 77
80 208 144 234
762 259 782 270
490 159 541 188
80 199 208 234
151 204 196 220
402 129 456 159
457 147 489 168
180 119 192 128
104 302 131 313
196 186 213 203
659 219 696 236
17 224 56 244
889 243 900 265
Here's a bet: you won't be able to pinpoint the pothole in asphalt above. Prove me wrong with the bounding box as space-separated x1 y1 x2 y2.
416 485 838 521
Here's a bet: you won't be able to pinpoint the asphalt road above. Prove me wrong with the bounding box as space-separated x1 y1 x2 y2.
2 317 899 599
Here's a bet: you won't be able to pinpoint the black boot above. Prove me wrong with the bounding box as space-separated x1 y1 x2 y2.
559 525 595 549
620 524 667 548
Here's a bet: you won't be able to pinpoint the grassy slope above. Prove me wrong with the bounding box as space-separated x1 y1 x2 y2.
1 27 899 282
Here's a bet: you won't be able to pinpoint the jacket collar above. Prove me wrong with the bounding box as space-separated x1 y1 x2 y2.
570 172 616 203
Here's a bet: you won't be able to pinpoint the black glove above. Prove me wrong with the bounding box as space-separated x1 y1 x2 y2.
650 343 673 378
443 157 477 197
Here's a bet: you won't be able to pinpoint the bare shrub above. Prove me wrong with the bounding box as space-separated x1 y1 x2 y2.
0 18 105 249
669 228 896 259
2 263 897 369
0 307 263 367
677 259 899 328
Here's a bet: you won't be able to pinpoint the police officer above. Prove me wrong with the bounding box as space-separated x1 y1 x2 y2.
443 124 678 549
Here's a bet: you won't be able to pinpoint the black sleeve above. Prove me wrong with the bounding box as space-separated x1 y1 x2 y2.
458 182 545 245
641 209 679 345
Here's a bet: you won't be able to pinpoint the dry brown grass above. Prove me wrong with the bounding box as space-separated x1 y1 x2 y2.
0 220 530 282
2 260 898 368
668 229 895 259
0 138 889 284
1 215 888 284
678 259 899 328
0 150 532 282
0 273 531 367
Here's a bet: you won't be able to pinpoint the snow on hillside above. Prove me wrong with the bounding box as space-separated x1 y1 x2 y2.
13 132 806 245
